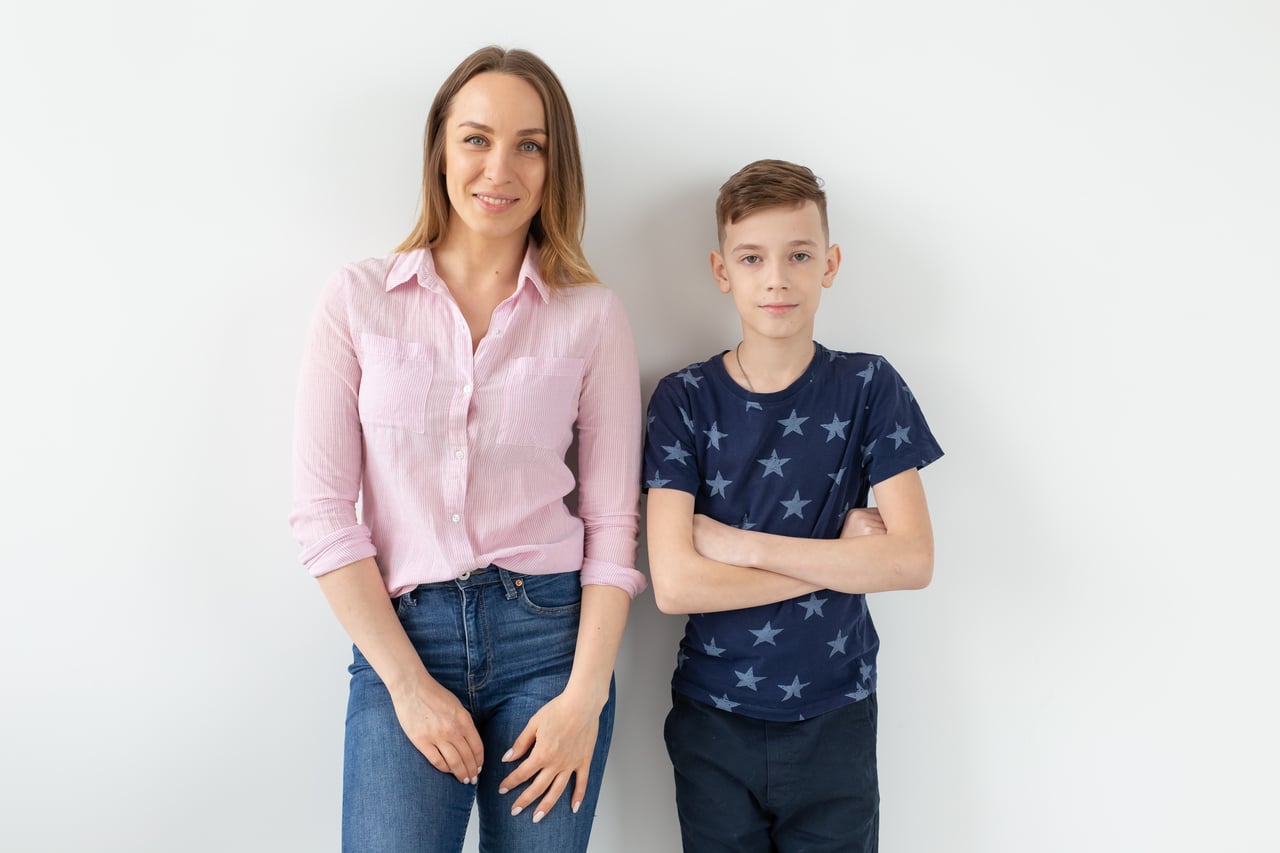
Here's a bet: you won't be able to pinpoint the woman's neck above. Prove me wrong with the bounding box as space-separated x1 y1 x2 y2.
432 228 529 293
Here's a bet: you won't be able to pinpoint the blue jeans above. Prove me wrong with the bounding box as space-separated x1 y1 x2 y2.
664 690 879 853
342 567 615 853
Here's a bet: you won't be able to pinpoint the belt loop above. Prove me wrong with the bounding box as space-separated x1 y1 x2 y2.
497 565 519 600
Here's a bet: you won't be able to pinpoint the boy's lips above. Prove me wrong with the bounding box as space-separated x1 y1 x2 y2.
760 303 798 316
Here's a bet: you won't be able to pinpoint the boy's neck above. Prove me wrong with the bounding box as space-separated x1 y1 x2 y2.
728 335 816 394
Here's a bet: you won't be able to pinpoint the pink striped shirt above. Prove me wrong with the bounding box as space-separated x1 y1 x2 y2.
290 244 645 598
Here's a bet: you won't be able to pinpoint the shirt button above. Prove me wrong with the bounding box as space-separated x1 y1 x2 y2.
454 450 464 460
463 384 473 393
451 513 461 523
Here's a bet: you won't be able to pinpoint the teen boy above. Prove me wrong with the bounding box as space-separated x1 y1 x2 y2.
643 159 943 852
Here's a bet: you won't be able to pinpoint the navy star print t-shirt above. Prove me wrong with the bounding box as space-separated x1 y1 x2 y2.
643 343 943 721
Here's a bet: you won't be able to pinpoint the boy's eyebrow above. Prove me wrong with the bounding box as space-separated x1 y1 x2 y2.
456 120 548 136
730 238 821 253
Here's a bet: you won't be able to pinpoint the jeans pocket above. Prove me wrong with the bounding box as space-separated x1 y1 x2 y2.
496 356 583 450
357 333 434 433
515 571 582 616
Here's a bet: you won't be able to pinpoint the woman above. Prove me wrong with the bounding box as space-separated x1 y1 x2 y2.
290 46 643 852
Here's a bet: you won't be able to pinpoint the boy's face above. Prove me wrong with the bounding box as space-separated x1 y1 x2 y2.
711 201 840 345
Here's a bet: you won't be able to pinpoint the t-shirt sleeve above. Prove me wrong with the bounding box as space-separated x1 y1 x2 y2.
642 375 702 496
862 358 944 486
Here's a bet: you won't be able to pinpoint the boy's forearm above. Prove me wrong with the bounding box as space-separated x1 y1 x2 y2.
651 549 821 614
731 527 932 593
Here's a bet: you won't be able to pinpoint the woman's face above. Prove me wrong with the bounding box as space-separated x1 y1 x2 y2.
441 72 548 246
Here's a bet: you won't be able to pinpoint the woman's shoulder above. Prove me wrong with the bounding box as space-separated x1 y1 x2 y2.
327 250 425 295
555 280 624 313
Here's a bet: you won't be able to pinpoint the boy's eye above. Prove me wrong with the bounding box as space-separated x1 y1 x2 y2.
741 255 761 265
792 252 811 262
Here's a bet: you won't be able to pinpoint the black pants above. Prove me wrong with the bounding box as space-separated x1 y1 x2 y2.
664 690 879 853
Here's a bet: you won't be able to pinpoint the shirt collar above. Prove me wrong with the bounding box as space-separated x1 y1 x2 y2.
386 241 550 304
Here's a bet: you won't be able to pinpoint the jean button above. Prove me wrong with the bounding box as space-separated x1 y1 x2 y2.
459 571 471 581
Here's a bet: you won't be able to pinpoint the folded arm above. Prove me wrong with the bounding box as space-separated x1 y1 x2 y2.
692 468 934 594
646 487 822 614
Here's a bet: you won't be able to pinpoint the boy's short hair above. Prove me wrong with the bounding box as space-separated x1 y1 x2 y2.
716 159 829 245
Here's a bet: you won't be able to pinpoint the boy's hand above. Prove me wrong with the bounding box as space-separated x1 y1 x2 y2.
841 507 886 538
497 690 601 823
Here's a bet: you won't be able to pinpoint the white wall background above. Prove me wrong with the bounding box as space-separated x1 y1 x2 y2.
3 1 1277 850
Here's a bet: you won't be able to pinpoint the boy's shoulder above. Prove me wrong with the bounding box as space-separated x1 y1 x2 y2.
652 355 719 394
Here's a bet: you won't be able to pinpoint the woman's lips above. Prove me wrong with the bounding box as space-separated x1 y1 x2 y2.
474 193 517 212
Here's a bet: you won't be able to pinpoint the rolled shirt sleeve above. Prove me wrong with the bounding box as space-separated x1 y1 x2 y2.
575 290 646 597
288 270 378 577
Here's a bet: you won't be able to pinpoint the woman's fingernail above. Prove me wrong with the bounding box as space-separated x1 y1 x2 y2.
533 811 545 824
502 749 513 762
498 787 509 795
572 801 581 814
511 806 523 817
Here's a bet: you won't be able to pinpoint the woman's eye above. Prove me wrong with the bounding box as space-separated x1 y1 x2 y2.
519 140 543 153
463 135 487 146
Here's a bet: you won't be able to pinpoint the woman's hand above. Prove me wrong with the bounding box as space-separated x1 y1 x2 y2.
497 690 602 822
389 672 485 785
841 507 886 538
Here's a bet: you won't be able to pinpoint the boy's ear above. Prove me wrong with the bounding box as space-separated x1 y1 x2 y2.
710 250 731 294
822 243 842 288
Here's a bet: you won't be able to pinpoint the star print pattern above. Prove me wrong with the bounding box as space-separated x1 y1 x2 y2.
780 490 811 519
735 667 766 691
779 675 810 701
677 368 703 388
749 621 783 646
646 470 671 489
703 422 728 450
757 450 790 478
663 441 692 465
821 414 850 442
797 593 827 619
706 471 732 498
777 409 809 437
679 407 696 434
712 694 741 711
641 344 943 721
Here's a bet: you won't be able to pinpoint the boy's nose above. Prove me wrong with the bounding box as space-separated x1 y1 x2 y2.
766 263 790 290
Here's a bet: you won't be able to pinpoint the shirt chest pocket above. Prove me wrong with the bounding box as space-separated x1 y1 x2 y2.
357 334 434 434
497 356 585 450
